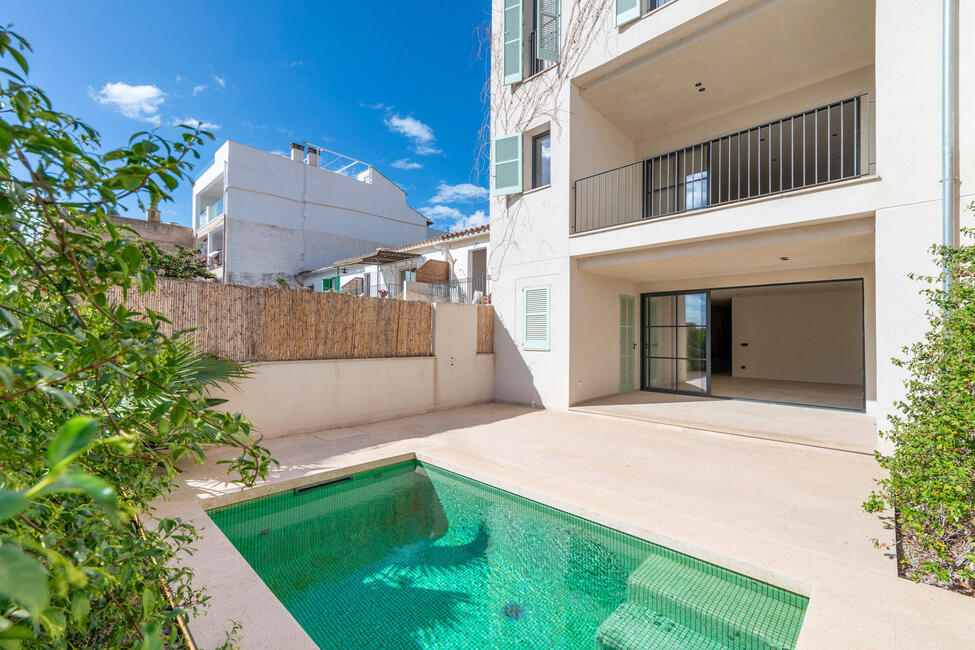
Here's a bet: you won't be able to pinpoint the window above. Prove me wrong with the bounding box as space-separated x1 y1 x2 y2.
503 0 559 85
531 1 558 76
523 285 550 350
322 277 341 292
648 0 675 12
532 131 551 189
400 268 416 285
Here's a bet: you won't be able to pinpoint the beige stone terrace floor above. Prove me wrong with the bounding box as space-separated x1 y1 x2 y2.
573 391 877 455
155 403 975 649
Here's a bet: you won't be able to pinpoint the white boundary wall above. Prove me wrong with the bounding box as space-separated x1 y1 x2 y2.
211 303 493 438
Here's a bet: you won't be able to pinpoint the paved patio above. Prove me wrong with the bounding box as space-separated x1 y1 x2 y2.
156 403 975 649
572 390 877 454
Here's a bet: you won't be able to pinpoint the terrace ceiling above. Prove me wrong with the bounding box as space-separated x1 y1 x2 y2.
577 0 876 142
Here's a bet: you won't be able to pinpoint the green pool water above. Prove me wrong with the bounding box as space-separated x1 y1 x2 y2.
208 461 807 649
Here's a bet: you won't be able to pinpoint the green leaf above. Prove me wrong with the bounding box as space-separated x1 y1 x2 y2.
0 367 14 390
0 624 34 641
69 593 89 623
170 400 188 429
0 544 49 615
140 622 162 650
141 587 155 620
0 490 26 522
38 386 79 408
47 417 98 469
39 471 119 526
0 307 20 329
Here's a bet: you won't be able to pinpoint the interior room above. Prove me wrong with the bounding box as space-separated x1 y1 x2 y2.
708 280 865 410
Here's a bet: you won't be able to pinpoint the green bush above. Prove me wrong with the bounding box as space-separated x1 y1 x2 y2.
865 220 975 593
0 29 273 647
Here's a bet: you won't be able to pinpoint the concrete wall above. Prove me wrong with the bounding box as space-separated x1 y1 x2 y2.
731 290 863 385
210 303 493 439
193 141 434 287
111 215 195 253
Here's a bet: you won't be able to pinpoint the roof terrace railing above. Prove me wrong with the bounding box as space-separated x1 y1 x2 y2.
302 141 373 180
572 93 874 234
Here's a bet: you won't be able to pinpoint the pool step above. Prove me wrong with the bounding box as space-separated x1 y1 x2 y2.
595 601 724 650
624 553 805 649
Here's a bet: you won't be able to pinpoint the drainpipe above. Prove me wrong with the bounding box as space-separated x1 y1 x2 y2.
942 0 960 290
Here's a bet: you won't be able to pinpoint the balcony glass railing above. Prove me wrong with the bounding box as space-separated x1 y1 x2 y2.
572 93 872 234
198 198 224 227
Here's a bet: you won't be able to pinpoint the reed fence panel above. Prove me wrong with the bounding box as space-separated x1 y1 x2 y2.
476 304 494 354
113 278 434 362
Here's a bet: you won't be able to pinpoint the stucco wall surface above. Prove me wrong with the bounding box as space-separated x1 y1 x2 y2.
210 303 494 438
731 290 863 385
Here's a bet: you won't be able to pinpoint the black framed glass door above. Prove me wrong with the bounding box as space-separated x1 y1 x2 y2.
641 291 710 395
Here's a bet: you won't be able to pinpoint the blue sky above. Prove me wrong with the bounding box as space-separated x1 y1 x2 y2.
7 1 491 232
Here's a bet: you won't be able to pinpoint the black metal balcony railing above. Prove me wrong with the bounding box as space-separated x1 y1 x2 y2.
528 30 555 77
572 94 873 234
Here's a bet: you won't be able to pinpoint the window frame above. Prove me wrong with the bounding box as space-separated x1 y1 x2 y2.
531 130 552 190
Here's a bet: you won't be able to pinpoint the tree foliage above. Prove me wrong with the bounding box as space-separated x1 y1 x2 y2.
0 28 274 647
136 241 214 281
865 219 975 594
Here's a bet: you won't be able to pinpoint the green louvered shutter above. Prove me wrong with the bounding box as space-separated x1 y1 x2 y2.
523 285 550 350
503 0 523 84
616 0 640 26
492 133 522 196
536 0 560 62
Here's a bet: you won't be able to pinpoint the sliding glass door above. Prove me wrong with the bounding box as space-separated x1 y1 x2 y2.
641 291 710 395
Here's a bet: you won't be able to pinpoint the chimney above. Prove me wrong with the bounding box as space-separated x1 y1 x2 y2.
290 142 305 162
146 205 161 223
306 146 319 167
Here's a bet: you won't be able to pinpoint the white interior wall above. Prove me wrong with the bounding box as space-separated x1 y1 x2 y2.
730 289 863 385
636 261 876 402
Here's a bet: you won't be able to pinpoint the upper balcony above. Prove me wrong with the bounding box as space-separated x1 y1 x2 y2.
568 0 876 239
572 93 874 234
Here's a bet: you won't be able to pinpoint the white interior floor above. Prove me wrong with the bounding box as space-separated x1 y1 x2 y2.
710 374 864 410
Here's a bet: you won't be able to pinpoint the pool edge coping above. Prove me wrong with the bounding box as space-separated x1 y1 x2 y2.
197 449 814 600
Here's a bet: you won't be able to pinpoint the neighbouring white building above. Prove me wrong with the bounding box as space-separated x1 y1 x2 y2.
192 141 439 286
488 0 973 450
297 224 490 303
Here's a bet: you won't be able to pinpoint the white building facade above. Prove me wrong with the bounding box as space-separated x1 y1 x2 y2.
488 0 974 448
192 141 437 286
298 224 490 304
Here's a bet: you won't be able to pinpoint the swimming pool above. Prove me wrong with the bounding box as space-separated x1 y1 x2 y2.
208 460 807 649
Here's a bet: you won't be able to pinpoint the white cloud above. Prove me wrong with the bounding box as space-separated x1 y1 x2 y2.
89 82 165 124
421 205 489 232
287 60 303 67
172 117 221 130
192 84 207 96
391 158 422 170
385 114 441 155
212 73 226 88
269 150 287 157
175 74 184 82
429 182 489 203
